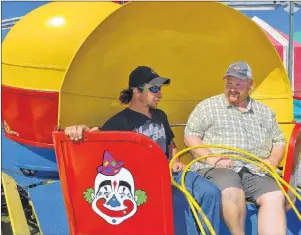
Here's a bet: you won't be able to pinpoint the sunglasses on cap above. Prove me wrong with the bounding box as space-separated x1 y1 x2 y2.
138 86 161 93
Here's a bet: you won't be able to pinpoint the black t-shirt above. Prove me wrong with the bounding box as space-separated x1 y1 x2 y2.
100 108 175 158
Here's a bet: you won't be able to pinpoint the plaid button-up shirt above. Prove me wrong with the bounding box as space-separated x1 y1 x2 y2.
184 94 286 176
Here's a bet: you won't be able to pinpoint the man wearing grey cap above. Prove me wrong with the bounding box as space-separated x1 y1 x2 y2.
184 61 287 235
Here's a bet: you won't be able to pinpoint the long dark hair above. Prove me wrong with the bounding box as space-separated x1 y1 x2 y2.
119 88 133 104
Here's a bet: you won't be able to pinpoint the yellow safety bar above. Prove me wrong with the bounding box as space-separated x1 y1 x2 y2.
1 173 31 235
170 145 301 235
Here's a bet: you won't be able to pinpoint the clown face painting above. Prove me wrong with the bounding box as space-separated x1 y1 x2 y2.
83 151 147 225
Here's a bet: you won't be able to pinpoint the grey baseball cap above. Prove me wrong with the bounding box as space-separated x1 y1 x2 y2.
223 61 252 80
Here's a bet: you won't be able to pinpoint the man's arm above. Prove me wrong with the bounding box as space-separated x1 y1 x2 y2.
184 136 232 167
184 136 213 163
267 144 286 168
169 141 187 172
184 102 232 168
169 141 178 161
184 103 217 165
266 112 286 168
161 110 178 161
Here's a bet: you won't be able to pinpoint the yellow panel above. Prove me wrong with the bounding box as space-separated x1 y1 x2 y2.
1 173 30 235
2 64 65 91
252 67 293 122
2 2 120 90
60 1 293 132
252 68 291 96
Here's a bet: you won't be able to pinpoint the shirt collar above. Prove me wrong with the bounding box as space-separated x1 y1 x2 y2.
222 93 253 112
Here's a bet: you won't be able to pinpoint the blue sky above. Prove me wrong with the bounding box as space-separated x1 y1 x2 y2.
1 1 301 41
1 1 48 19
243 8 301 35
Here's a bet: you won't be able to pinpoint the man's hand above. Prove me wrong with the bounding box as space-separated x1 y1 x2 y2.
172 162 186 173
206 157 233 168
64 125 91 141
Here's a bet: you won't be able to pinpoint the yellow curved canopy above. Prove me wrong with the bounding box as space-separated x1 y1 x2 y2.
60 2 292 128
2 2 293 153
2 2 121 91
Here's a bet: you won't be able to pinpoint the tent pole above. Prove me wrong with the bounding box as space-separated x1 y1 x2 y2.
288 1 294 90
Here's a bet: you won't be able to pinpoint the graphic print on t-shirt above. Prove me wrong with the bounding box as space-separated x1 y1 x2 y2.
134 120 167 154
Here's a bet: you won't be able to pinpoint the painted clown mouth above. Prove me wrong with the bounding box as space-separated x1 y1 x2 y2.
96 199 134 218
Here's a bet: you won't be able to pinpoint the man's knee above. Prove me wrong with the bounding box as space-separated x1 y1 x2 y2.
256 190 285 207
222 187 246 204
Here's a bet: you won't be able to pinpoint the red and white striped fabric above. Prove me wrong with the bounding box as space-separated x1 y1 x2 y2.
252 16 301 99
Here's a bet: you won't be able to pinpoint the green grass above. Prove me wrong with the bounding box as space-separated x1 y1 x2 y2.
1 215 10 223
1 214 41 235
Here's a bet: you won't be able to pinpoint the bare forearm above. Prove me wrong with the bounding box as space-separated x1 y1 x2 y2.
268 144 285 166
172 146 178 158
184 136 212 162
169 141 178 161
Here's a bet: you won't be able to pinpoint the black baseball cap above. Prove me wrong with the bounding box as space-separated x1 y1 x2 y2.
129 66 170 88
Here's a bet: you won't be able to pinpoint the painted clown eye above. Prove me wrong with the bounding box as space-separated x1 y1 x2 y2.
118 186 132 199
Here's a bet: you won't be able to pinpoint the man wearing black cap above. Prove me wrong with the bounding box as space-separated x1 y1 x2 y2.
102 66 173 158
65 65 221 235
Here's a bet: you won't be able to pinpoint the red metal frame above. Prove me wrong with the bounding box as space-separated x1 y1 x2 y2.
2 85 58 148
283 123 301 191
293 96 301 100
52 131 175 235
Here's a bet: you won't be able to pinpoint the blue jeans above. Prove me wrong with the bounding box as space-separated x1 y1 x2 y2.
172 171 221 235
